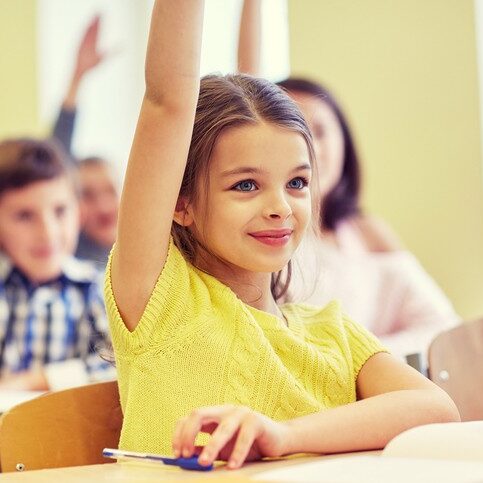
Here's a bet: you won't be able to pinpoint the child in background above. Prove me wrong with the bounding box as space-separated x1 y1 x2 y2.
0 138 115 391
105 0 459 469
74 156 119 268
238 0 459 361
52 16 119 269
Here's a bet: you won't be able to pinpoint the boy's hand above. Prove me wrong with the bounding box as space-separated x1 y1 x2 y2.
63 15 110 109
0 369 49 391
172 405 291 469
73 15 104 81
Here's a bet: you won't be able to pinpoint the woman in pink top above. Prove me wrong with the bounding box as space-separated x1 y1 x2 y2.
278 78 460 361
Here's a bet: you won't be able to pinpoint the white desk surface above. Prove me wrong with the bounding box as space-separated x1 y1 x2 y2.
0 451 380 482
0 392 45 414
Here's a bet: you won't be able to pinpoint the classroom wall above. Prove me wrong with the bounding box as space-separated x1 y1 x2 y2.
288 0 483 320
2 0 483 319
0 0 40 138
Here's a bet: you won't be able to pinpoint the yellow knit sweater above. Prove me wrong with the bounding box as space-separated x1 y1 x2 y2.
105 240 386 454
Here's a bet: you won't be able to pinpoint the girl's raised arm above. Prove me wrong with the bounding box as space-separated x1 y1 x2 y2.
111 0 205 331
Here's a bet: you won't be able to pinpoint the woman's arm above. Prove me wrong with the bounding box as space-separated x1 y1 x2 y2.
111 0 204 331
237 0 262 75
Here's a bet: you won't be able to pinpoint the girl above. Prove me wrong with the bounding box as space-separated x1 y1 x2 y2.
106 0 459 470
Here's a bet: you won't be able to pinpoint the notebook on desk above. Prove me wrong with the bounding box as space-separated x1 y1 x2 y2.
254 422 483 483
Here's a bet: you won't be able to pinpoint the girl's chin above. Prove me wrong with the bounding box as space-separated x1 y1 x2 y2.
246 260 291 274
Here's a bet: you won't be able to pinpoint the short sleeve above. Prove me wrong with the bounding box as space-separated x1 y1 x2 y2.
341 313 389 378
288 300 389 381
104 239 193 355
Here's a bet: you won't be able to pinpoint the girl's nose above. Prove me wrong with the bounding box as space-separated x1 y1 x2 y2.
263 192 292 220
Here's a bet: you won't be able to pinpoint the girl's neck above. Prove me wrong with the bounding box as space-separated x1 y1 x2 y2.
195 255 282 319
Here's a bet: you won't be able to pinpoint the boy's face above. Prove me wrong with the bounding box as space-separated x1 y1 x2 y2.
0 177 79 284
79 163 119 247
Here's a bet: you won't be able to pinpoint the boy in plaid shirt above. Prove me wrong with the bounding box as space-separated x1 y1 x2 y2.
0 138 114 390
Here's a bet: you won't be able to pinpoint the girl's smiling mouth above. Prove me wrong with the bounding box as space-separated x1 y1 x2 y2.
248 228 293 246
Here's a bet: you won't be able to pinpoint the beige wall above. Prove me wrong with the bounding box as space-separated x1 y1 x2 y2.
0 0 40 138
289 0 483 319
2 0 483 318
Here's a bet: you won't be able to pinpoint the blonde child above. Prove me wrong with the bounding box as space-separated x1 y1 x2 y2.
106 0 459 470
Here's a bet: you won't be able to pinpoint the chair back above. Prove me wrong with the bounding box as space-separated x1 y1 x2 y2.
0 380 122 473
428 318 483 421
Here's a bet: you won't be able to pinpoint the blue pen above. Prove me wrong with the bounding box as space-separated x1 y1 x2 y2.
102 448 213 471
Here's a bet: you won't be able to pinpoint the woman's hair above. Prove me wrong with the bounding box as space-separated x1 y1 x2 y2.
277 77 361 231
172 73 316 301
0 138 76 199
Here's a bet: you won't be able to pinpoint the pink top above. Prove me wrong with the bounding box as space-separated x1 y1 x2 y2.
290 222 460 360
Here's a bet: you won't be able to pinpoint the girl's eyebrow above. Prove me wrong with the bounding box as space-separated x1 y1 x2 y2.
220 163 311 178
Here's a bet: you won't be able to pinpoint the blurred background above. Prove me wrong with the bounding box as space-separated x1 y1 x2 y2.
1 0 483 320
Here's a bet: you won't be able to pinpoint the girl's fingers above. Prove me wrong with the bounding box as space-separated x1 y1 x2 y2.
179 406 228 458
173 405 260 466
179 412 206 457
227 415 258 469
198 413 244 465
172 416 188 457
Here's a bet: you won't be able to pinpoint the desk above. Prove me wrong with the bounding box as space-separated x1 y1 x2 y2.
0 392 45 415
0 452 379 482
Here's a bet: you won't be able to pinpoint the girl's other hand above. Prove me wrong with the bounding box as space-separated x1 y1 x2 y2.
172 405 290 469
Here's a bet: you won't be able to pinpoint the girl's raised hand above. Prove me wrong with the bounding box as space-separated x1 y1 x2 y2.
172 405 290 469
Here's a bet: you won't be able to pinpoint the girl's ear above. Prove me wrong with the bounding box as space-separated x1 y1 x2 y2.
173 196 194 227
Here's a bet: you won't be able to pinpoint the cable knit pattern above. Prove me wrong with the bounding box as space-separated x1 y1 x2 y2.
104 240 387 454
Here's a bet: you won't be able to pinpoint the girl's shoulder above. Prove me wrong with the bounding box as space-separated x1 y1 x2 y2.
283 300 387 364
282 299 345 329
348 214 404 253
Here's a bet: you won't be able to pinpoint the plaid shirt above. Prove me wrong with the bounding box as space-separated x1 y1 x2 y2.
0 252 115 389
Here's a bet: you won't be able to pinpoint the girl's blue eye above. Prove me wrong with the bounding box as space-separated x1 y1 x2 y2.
287 177 307 189
234 180 256 192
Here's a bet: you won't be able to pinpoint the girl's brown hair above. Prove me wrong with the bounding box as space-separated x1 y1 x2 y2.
172 74 317 301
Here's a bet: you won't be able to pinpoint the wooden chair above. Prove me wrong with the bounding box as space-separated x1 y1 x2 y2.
0 380 122 473
428 318 483 421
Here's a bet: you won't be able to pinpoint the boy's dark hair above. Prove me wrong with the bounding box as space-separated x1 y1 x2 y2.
0 138 75 199
277 77 362 231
